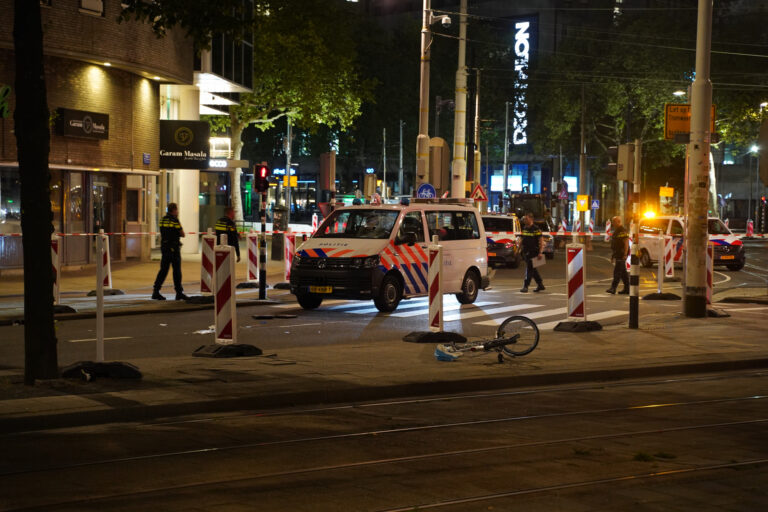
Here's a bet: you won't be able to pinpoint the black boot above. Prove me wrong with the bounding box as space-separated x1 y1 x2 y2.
152 290 166 300
533 283 545 292
175 292 190 301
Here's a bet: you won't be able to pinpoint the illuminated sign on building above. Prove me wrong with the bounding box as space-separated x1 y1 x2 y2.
208 159 228 168
512 17 537 145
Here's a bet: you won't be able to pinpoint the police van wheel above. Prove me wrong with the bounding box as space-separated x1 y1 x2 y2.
297 293 323 310
456 270 480 304
374 275 402 312
640 249 652 268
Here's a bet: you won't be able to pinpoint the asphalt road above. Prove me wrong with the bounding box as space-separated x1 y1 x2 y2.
2 369 765 511
0 242 766 366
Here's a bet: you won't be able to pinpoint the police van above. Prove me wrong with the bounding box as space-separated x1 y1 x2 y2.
289 202 490 312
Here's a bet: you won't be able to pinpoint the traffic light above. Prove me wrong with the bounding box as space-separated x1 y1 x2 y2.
254 164 270 193
604 144 634 181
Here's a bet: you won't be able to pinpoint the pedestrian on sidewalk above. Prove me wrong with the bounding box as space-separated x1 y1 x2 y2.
606 215 630 294
520 212 545 293
152 203 189 300
215 206 241 262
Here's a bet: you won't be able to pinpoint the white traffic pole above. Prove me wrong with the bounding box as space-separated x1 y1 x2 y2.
657 236 664 294
96 229 105 362
214 243 237 345
428 235 443 332
566 243 586 320
664 235 675 278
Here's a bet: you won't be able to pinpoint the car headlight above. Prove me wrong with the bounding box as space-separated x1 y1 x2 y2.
363 255 380 268
504 242 515 249
292 254 302 266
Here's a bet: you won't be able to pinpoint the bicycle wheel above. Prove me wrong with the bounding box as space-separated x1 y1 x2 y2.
496 316 539 356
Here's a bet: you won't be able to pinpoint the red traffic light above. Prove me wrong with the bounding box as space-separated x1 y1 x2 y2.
257 165 269 179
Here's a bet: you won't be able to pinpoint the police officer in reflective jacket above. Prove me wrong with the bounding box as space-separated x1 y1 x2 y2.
215 206 241 262
152 203 189 300
606 215 630 294
520 212 546 293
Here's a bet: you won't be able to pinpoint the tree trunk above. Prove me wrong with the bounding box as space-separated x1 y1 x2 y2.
230 113 245 222
14 0 59 383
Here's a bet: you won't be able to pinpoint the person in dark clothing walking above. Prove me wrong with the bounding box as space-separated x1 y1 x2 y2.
606 215 630 294
520 212 545 293
215 206 241 262
152 203 189 300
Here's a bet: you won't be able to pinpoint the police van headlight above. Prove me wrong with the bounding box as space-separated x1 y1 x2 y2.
292 254 303 266
363 255 380 268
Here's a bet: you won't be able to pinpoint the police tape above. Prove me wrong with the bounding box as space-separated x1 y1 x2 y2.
0 230 315 237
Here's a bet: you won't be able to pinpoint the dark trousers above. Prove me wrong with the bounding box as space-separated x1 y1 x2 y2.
611 258 629 291
524 258 543 287
154 246 183 293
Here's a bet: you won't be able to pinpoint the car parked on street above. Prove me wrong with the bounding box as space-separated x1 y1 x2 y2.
637 215 745 271
482 214 522 268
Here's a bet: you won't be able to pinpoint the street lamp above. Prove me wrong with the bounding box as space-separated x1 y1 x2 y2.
416 0 451 189
750 144 759 225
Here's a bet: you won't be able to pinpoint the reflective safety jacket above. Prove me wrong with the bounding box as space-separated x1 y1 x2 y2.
521 223 542 259
159 214 183 249
215 216 240 258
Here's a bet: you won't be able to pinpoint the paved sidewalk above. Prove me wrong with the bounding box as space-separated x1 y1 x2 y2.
1 306 767 434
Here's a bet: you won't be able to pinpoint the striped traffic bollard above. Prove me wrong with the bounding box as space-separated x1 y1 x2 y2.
201 228 215 295
588 217 594 237
559 218 567 235
284 233 296 282
100 232 113 289
706 241 714 305
746 219 754 237
312 213 318 234
664 235 675 278
574 218 582 235
428 235 443 333
626 239 632 273
604 220 612 242
724 218 729 229
566 243 586 319
247 231 259 283
214 244 237 345
51 234 62 305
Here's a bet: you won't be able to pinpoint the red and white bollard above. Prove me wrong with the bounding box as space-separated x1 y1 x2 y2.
284 233 296 282
558 218 567 236
246 231 259 283
626 239 632 273
574 218 582 235
588 217 594 238
201 228 215 295
311 213 318 234
214 243 237 345
746 219 754 237
428 235 443 332
99 232 112 289
604 220 612 242
706 241 714 305
566 243 586 319
664 235 675 278
51 234 62 305
724 218 729 229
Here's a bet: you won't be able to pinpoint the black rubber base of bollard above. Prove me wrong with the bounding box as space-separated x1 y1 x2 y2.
192 344 263 358
553 321 603 332
403 331 467 344
53 304 77 314
272 282 291 290
61 361 142 380
707 308 731 318
185 295 215 305
87 288 125 297
642 292 682 300
236 281 260 289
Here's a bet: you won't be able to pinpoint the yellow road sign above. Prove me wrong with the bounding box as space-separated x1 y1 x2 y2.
576 195 590 212
659 186 674 197
664 103 716 141
283 176 298 187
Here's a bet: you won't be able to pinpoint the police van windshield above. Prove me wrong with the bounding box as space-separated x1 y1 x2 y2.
315 209 400 239
708 219 731 235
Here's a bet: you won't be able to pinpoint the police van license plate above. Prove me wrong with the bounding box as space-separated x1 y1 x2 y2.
309 285 333 293
487 252 496 257
720 255 735 260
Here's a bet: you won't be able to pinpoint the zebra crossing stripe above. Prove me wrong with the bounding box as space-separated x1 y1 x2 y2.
443 303 544 323
387 301 501 317
536 309 626 330
474 307 568 326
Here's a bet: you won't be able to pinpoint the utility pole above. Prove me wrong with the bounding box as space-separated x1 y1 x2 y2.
399 120 404 196
577 85 587 242
684 0 713 318
473 68 481 188
383 127 387 199
285 117 292 225
503 101 510 199
629 138 642 328
450 0 468 199
416 0 432 188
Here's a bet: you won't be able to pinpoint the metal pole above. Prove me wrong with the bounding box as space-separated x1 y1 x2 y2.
473 68 481 189
578 85 587 242
383 127 387 199
503 101 509 196
684 0 713 318
259 191 267 300
285 118 292 226
399 120 404 195
96 229 105 362
416 0 432 187
629 138 642 328
450 0 468 199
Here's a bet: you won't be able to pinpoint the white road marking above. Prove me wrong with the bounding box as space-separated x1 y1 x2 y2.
535 309 627 331
386 301 502 318
474 307 568 326
444 304 545 323
67 336 133 343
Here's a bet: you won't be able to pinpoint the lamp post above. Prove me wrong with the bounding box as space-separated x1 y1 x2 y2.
750 145 759 227
416 0 433 189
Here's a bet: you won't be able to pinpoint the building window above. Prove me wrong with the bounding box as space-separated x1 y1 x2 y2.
80 0 104 16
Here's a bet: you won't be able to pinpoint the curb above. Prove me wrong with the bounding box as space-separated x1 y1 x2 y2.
3 357 767 435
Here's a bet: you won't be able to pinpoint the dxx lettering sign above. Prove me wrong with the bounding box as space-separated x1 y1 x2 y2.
512 17 537 145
